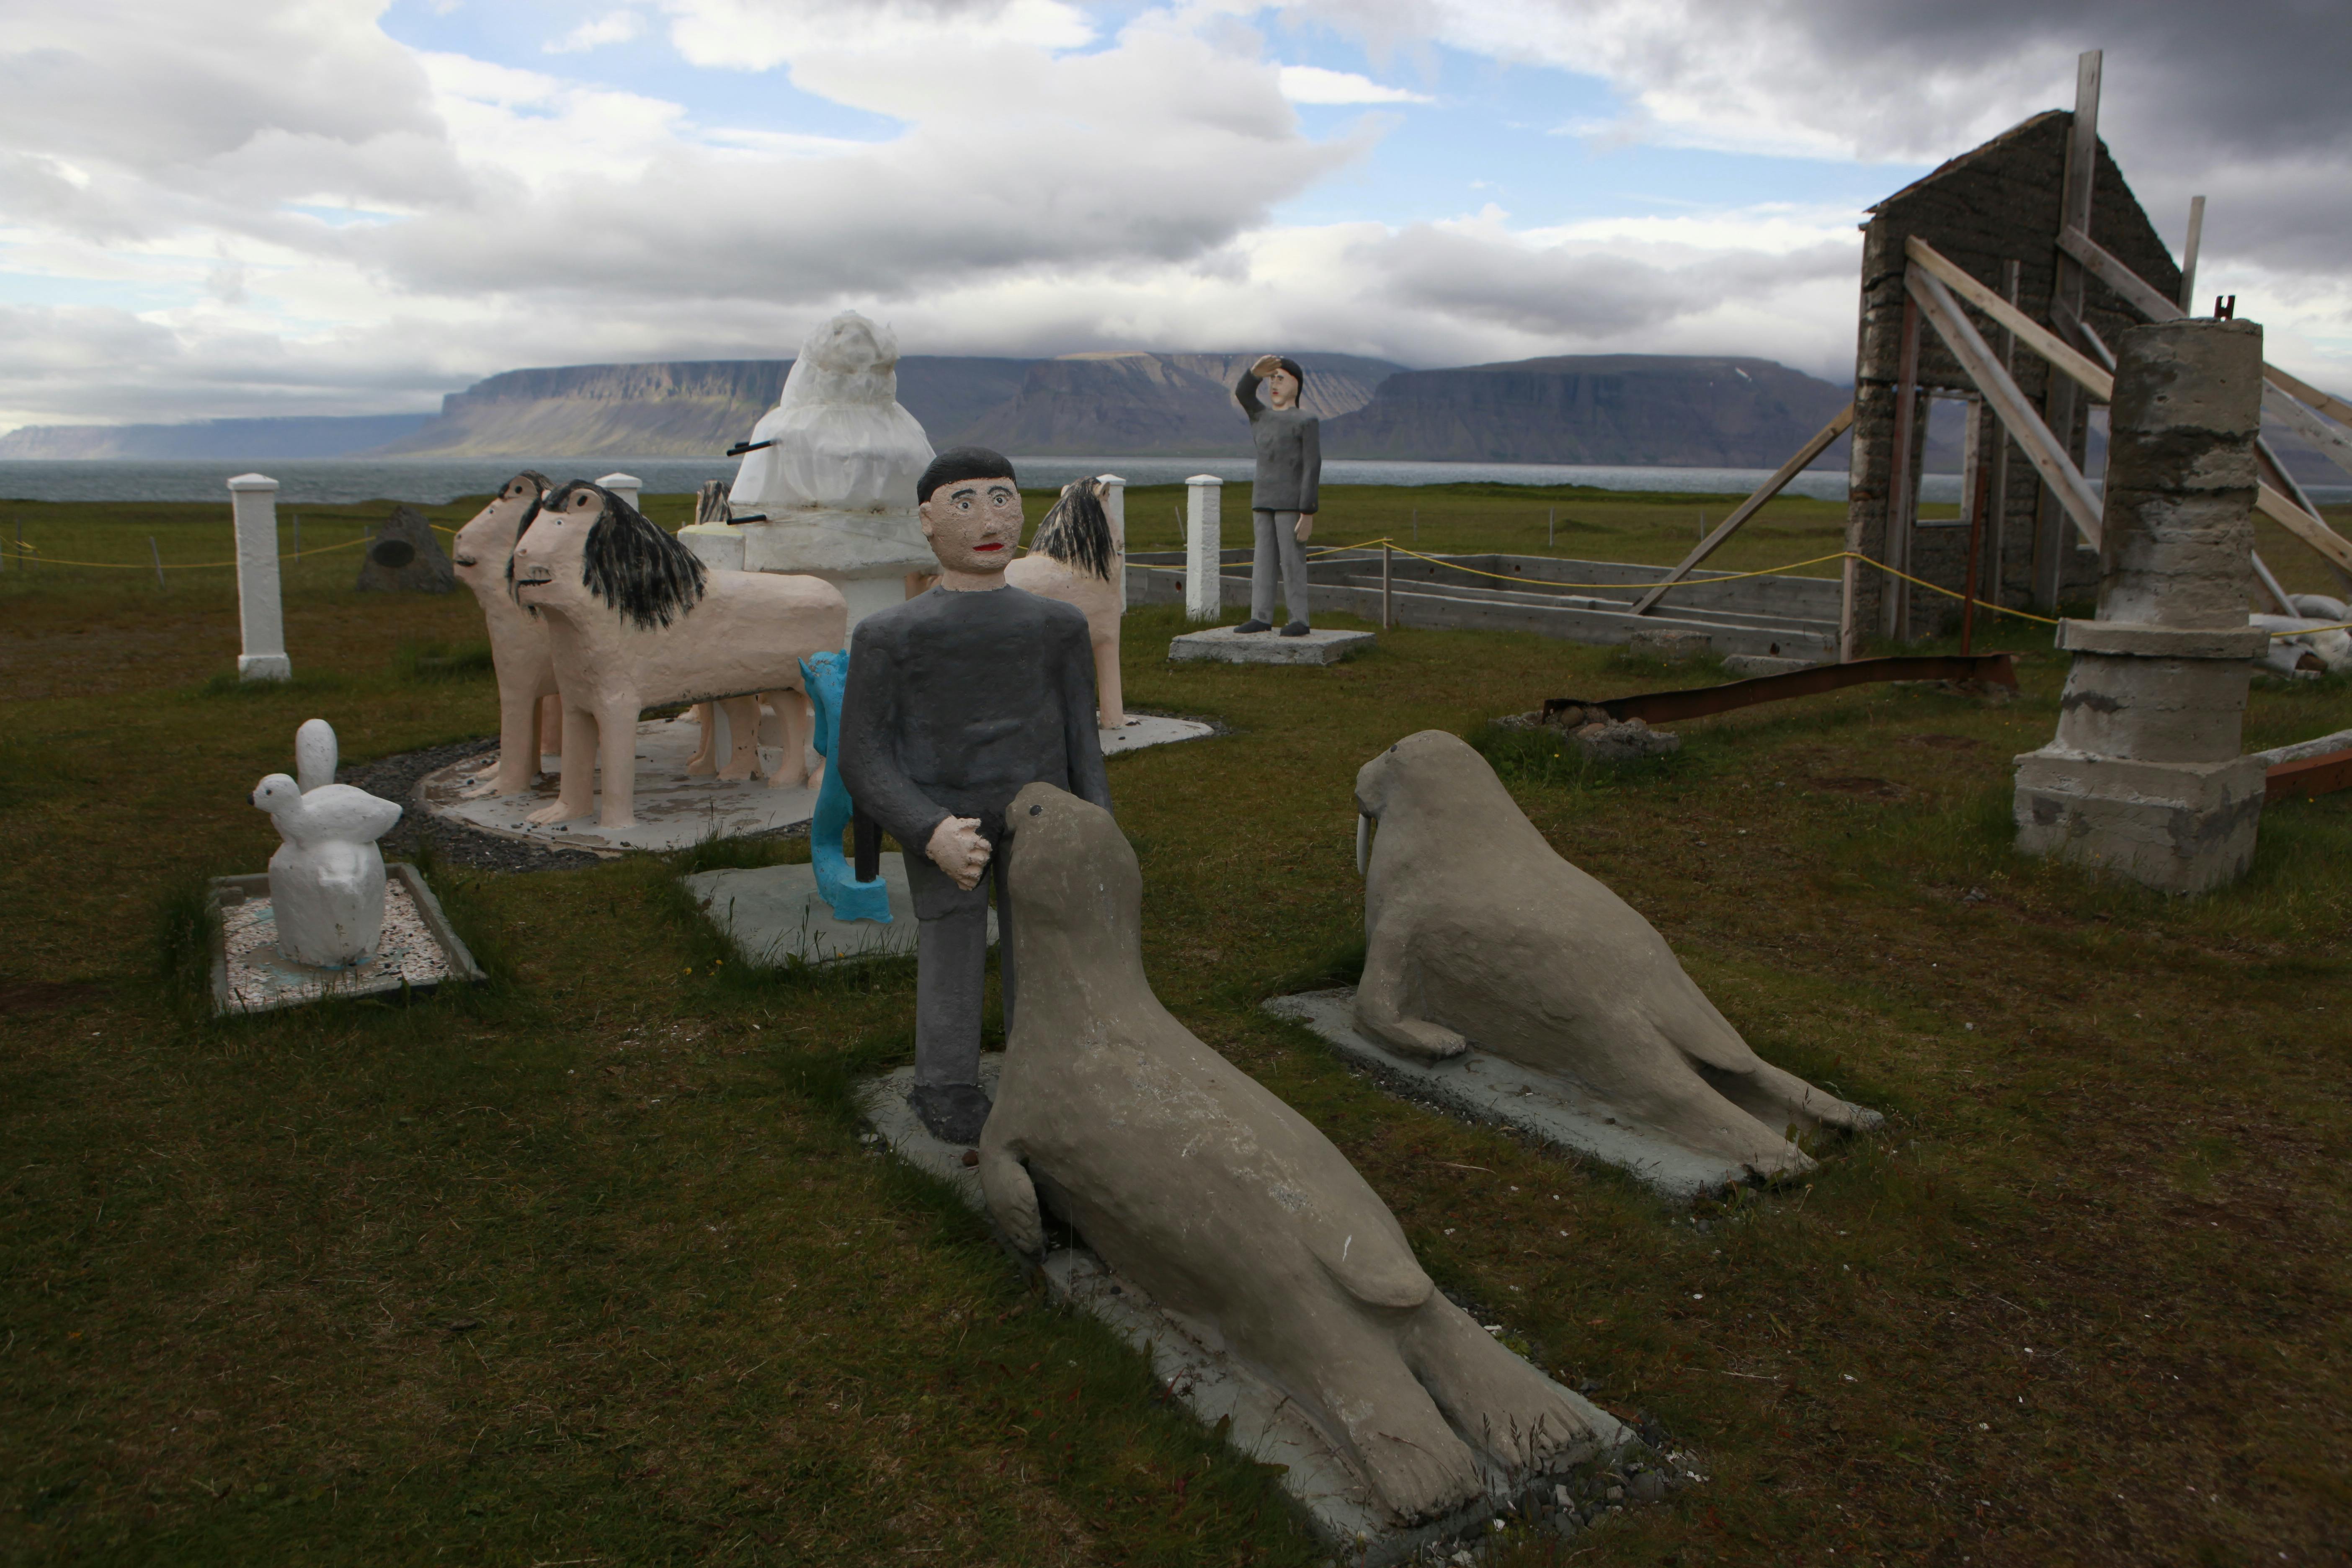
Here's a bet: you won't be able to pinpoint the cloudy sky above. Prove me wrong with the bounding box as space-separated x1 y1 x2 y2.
3 0 2345 431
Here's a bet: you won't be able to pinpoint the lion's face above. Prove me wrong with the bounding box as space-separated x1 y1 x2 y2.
453 472 544 587
510 483 600 609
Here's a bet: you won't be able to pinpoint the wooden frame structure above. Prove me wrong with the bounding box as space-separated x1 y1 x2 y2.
1632 54 2352 653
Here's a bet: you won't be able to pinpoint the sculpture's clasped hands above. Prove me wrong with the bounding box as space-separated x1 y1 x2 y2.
926 815 992 891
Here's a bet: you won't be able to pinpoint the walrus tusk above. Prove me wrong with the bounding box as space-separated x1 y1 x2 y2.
1356 812 1372 877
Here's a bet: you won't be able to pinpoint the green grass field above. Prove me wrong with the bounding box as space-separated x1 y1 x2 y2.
4 485 2349 1566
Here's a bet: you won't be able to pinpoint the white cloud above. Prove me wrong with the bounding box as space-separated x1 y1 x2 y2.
545 10 647 53
1277 65 1430 105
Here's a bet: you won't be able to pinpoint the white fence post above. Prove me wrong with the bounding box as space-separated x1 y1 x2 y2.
228 473 290 682
1098 473 1128 609
1184 474 1222 622
597 472 644 513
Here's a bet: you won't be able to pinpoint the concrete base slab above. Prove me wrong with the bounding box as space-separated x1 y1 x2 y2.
418 715 820 855
683 852 994 966
856 1058 1640 1565
2013 747 2266 894
1264 989 1767 1200
421 712 1215 856
1100 712 1216 754
209 864 484 1015
1722 654 1821 678
1169 625 1374 665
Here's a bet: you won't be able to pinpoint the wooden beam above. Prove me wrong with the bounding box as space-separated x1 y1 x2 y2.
1885 297 1924 639
1906 237 2113 400
1907 266 2104 551
2264 382 2352 478
2259 484 2352 575
2250 550 2298 616
1631 403 1855 615
2058 226 2184 322
1984 258 2020 611
2179 196 2205 311
2265 364 2352 430
2037 49 2101 615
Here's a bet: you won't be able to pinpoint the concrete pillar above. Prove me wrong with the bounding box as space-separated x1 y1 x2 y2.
1185 475 1222 622
2013 319 2270 893
1098 473 1128 609
596 472 643 512
228 473 290 682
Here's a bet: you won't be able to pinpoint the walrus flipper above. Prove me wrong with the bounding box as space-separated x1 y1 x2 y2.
978 1146 1046 1257
1355 926 1467 1062
1305 1213 1431 1310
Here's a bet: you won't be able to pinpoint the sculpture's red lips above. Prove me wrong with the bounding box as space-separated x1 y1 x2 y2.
975 542 1006 552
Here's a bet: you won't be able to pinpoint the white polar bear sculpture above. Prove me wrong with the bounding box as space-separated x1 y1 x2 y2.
252 756 403 968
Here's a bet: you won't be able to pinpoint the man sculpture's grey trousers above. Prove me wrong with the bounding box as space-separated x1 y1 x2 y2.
1251 508 1311 627
902 846 1014 1090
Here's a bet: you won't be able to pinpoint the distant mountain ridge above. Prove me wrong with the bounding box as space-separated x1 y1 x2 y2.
0 413 432 460
10 353 2343 484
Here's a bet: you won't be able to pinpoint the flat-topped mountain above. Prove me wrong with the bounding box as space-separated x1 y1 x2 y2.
1321 355 1856 467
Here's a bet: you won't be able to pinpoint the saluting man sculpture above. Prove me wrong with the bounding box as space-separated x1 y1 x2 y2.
1234 353 1321 636
838 447 1114 1145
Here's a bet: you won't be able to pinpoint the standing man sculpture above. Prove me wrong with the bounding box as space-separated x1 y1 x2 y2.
1234 353 1321 636
838 447 1114 1145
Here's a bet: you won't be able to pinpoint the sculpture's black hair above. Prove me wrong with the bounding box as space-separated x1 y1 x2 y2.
549 480 707 630
1030 477 1117 581
917 446 1018 503
503 470 554 600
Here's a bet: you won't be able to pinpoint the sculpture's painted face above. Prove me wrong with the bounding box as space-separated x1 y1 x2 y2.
919 475 1022 580
510 484 598 607
452 473 544 590
1260 365 1300 410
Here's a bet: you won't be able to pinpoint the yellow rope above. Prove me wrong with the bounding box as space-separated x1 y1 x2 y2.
4 532 375 570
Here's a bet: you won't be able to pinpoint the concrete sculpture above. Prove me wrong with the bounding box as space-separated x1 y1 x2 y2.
1353 730 1877 1178
251 735 402 968
356 504 456 593
838 448 1112 1145
295 717 338 792
450 472 564 798
1005 476 1129 728
2014 319 2271 893
1234 354 1320 636
980 782 1606 1526
512 480 846 830
683 312 937 627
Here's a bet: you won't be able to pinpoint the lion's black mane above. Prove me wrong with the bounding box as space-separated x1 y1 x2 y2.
1030 477 1118 581
551 480 708 630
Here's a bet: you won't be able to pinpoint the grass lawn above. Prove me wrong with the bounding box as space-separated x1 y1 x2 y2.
3 485 2349 1566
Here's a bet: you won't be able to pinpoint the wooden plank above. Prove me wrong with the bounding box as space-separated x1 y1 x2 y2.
2266 748 2352 804
2058 226 2184 322
2250 551 2298 616
2255 436 2352 594
2264 364 2352 430
1906 266 2104 551
1631 403 1854 615
1884 299 1924 639
2039 50 2100 614
2179 195 2205 311
2263 382 2352 479
2257 483 2352 575
1985 259 2020 611
1906 237 2113 400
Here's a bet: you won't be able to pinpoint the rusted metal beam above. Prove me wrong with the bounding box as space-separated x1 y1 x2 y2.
1542 652 2019 728
2266 747 2352 803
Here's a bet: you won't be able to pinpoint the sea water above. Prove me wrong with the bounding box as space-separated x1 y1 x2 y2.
0 456 1987 507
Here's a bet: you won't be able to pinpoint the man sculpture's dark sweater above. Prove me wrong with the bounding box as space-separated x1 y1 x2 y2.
837 584 1111 853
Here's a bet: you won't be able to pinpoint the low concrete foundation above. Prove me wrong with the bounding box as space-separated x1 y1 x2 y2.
1168 625 1374 665
684 851 991 966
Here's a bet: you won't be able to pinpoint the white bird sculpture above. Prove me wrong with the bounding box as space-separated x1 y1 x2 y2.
251 773 403 967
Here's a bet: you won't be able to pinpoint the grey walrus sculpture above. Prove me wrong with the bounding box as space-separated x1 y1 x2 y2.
1353 730 1880 1179
978 781 1612 1527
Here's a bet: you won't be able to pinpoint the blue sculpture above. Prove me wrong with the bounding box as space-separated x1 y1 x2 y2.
800 650 892 923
